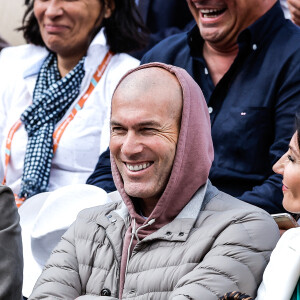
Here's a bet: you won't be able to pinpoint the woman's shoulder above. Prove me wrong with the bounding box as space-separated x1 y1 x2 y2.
110 52 140 70
0 44 47 62
0 44 48 76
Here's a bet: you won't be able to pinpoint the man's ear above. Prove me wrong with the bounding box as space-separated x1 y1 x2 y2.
104 0 115 19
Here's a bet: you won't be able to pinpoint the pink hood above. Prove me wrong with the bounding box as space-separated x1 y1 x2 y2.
111 62 214 236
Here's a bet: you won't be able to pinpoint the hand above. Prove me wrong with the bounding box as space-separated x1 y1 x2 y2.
287 0 300 26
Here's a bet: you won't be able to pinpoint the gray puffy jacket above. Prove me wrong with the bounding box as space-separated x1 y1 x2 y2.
29 183 279 300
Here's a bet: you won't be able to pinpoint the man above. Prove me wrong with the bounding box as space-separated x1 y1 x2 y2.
139 0 300 214
29 63 279 300
0 185 23 299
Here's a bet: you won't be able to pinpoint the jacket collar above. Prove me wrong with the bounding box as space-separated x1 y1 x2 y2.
142 181 216 243
110 181 219 243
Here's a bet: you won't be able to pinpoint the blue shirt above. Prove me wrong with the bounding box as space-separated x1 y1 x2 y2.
141 2 300 213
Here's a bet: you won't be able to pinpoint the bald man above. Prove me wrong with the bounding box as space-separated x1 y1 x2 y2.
29 63 278 300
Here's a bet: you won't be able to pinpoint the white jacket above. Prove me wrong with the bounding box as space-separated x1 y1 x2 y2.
0 29 139 194
256 227 300 300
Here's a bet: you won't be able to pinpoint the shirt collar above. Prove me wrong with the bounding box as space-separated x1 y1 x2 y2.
23 46 49 79
238 1 285 50
23 28 108 79
87 27 107 51
187 24 204 58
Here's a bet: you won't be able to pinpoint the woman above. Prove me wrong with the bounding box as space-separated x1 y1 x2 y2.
220 112 300 300
0 0 147 205
255 112 300 300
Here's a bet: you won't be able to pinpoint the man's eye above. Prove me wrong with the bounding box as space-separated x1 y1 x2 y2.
287 154 295 162
112 127 125 133
142 128 156 133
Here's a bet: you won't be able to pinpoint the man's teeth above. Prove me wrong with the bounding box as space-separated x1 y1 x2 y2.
126 162 151 172
201 8 225 18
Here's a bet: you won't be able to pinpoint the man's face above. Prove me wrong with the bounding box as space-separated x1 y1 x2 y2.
110 69 182 206
187 0 271 47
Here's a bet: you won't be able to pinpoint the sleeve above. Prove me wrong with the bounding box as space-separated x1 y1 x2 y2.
29 222 82 300
169 211 280 300
86 147 116 193
0 185 23 300
256 228 300 300
239 51 300 214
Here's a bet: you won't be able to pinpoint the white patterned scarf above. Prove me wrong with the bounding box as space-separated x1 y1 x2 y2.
19 52 85 198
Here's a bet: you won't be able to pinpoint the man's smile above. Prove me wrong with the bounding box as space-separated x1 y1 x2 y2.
125 162 153 172
200 8 227 18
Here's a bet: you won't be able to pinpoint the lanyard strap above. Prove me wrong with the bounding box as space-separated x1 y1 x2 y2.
2 50 114 191
53 50 113 152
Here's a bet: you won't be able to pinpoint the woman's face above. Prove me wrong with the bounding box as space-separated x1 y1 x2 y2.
34 0 113 58
273 132 300 213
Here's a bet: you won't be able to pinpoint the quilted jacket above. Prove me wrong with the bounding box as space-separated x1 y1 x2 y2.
29 182 279 300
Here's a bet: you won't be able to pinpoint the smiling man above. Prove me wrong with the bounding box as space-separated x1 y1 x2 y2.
29 63 279 300
139 0 300 215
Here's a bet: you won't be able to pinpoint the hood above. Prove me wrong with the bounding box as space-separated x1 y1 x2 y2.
111 62 214 237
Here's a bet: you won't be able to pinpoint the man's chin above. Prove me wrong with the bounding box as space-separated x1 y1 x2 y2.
124 184 149 200
124 183 158 202
199 27 226 44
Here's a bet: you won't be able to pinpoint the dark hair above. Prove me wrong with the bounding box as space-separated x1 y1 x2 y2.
19 0 148 53
296 109 300 150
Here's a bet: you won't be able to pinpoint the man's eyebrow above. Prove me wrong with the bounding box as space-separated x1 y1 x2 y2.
137 121 161 127
110 120 161 127
110 120 122 126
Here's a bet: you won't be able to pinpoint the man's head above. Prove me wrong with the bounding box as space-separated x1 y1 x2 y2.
187 0 277 49
110 67 183 209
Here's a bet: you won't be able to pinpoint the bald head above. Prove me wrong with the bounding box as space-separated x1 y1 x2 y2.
113 67 183 124
117 67 181 94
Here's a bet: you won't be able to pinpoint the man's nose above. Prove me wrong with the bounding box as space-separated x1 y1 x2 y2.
121 132 143 157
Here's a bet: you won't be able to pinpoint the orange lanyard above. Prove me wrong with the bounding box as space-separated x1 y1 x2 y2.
2 50 113 191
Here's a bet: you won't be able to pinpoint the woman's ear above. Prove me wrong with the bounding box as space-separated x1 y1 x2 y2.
104 0 115 19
